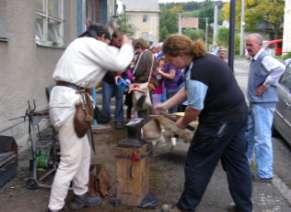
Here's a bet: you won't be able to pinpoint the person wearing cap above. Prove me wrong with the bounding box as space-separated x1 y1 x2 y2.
48 24 133 212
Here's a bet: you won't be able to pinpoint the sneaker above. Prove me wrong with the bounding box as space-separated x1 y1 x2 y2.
252 174 273 183
256 177 273 183
69 193 102 210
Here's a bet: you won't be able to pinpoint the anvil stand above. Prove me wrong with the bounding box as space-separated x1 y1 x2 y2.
115 117 157 207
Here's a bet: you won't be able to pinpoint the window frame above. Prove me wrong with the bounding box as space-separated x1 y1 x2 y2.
35 0 65 48
0 0 8 42
142 14 148 23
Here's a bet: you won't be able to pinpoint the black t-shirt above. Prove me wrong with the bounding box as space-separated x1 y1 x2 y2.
190 54 247 123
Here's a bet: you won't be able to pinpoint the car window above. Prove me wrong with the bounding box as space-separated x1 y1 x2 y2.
280 64 291 92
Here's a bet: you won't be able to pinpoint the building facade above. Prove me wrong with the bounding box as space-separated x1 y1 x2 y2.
122 0 159 44
0 0 115 151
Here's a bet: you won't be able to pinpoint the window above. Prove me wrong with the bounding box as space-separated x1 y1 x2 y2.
280 64 291 92
0 0 8 41
35 0 64 47
86 0 107 25
142 15 148 23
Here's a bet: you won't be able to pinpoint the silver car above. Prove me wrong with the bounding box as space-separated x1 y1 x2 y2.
273 61 291 145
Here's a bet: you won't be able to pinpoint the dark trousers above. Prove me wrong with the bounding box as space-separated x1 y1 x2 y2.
177 116 252 212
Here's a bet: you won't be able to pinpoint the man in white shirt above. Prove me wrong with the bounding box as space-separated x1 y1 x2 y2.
48 24 133 212
245 33 285 182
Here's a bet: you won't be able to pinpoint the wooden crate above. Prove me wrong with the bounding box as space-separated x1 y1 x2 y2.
115 143 150 206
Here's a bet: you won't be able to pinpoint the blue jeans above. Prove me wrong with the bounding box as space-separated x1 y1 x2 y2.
101 81 124 123
246 103 275 179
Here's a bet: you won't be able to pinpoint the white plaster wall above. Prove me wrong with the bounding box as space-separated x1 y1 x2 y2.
283 0 291 54
0 0 77 151
127 11 159 43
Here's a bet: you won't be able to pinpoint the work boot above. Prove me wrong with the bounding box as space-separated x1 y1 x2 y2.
252 173 273 183
226 202 238 212
69 193 102 210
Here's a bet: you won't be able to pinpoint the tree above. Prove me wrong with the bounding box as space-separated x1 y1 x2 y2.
159 5 183 41
246 0 284 38
221 0 284 39
217 26 240 55
116 14 134 36
217 27 229 47
183 28 204 41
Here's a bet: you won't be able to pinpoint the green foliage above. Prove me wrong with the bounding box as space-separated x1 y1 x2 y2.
183 28 204 41
221 0 284 38
246 0 284 38
282 52 291 60
217 27 240 55
159 1 215 41
183 11 199 17
159 5 182 41
217 27 229 47
197 1 214 29
234 33 240 55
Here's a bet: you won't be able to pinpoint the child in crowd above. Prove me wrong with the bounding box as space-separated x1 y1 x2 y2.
151 57 165 105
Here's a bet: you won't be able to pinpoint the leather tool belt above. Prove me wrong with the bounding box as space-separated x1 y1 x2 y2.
56 80 93 138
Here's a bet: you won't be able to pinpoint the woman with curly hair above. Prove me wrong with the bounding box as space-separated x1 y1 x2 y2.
155 35 252 212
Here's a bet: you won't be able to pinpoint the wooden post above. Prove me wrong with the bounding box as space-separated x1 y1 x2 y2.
115 143 150 206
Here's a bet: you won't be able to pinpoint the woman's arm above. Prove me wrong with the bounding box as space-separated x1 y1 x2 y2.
155 87 187 113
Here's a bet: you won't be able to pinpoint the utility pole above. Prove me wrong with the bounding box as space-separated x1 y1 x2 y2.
205 17 208 50
178 13 182 34
213 1 219 47
228 0 236 71
240 0 245 56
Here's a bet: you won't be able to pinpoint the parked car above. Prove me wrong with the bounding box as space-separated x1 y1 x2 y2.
273 60 291 146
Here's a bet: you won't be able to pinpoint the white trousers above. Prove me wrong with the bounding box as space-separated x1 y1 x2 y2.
48 115 91 210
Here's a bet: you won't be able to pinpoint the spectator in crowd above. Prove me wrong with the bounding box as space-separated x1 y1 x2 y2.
100 31 125 129
245 33 285 182
130 38 156 118
155 35 252 212
151 57 165 105
132 38 154 83
158 62 183 113
217 47 227 62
